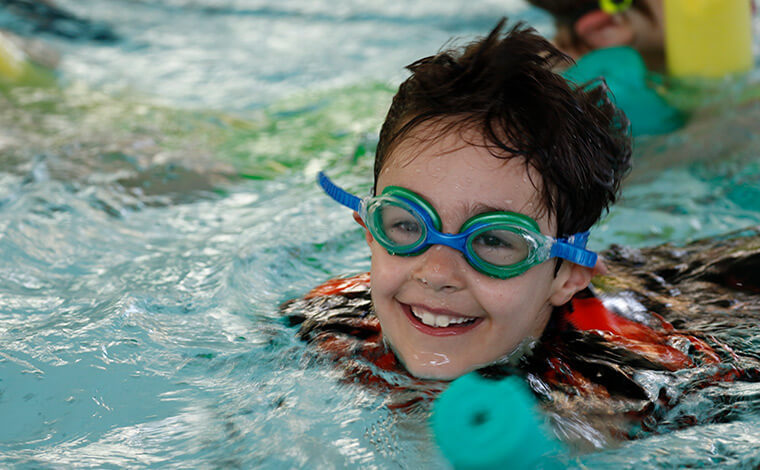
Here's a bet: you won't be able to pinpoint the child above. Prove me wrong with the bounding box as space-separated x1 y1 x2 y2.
527 0 666 72
283 16 760 447
288 19 632 381
282 18 760 446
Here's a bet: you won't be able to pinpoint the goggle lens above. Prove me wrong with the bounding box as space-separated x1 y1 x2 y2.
469 226 531 267
367 197 428 254
376 202 425 249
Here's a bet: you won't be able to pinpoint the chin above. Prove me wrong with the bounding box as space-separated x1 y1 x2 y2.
396 340 538 381
408 366 464 381
400 357 478 381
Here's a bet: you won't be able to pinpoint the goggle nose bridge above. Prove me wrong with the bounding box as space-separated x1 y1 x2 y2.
415 226 474 256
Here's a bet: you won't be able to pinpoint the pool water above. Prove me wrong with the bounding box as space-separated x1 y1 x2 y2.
1 1 759 468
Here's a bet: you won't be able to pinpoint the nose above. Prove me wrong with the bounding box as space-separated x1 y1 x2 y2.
411 244 467 293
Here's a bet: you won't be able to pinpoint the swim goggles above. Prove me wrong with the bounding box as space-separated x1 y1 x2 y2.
560 0 634 24
599 0 633 14
318 172 597 279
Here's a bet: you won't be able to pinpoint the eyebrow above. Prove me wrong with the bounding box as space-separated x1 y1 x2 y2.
466 200 544 222
469 201 509 214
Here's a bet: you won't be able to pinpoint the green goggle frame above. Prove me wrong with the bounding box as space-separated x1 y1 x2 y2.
365 186 553 279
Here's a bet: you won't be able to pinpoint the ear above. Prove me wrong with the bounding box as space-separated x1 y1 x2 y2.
574 10 634 49
353 211 373 245
549 262 594 307
591 256 609 277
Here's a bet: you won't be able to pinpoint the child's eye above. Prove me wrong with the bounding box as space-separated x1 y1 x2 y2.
474 233 513 249
390 220 420 233
380 206 423 245
472 230 529 265
391 220 420 232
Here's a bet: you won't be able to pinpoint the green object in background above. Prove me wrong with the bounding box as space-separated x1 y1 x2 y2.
563 46 685 137
431 373 563 469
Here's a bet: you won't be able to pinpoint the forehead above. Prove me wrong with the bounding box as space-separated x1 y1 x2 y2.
376 123 554 228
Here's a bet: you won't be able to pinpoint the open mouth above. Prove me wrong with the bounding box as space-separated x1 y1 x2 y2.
402 303 482 336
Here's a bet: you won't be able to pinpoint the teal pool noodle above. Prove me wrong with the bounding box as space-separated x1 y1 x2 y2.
431 373 563 469
563 47 685 137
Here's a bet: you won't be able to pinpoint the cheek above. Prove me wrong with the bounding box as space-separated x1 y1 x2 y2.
368 244 408 295
474 269 555 325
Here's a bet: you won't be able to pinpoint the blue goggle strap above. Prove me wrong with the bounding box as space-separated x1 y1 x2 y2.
550 231 597 268
318 172 362 213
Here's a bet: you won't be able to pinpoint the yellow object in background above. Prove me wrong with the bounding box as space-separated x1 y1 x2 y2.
665 0 754 78
0 32 28 81
0 30 58 87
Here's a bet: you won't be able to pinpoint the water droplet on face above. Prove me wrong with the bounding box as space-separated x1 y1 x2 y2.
410 352 451 367
428 353 451 366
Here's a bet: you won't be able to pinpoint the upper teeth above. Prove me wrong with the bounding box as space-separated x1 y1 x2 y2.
411 306 473 328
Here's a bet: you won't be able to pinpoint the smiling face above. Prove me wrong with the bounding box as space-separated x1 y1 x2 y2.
366 124 593 380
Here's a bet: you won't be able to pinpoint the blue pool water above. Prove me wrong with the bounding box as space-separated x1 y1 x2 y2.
1 1 760 468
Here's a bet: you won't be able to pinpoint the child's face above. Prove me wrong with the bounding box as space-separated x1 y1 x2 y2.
365 124 588 380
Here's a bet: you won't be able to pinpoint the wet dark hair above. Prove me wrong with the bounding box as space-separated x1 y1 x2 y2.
374 19 632 238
